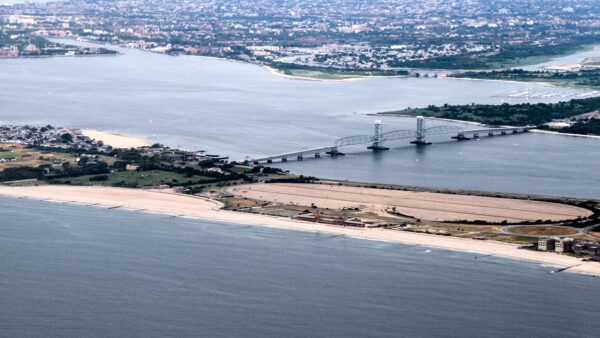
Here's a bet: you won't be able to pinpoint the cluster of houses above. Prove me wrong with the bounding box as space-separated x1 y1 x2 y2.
138 147 228 169
295 210 366 228
546 112 600 129
0 125 110 152
538 237 600 258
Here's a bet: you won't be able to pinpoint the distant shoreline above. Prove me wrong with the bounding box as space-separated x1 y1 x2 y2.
0 52 119 61
447 75 600 92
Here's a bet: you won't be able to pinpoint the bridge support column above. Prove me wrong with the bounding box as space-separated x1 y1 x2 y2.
367 120 389 150
473 133 479 139
512 130 518 134
267 159 273 163
488 132 494 137
501 131 506 135
326 147 345 156
410 116 432 145
452 132 470 140
281 157 287 162
315 153 320 158
297 155 303 161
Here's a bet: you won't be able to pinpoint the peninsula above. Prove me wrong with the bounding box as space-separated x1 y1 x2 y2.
1 184 599 276
1 124 600 275
377 96 600 137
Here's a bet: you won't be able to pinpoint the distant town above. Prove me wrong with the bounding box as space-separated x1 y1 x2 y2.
0 124 272 193
1 0 600 71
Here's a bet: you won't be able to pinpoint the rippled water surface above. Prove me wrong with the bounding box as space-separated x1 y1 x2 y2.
1 197 599 337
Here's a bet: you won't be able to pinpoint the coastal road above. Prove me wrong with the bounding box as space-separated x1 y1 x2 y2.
582 224 600 240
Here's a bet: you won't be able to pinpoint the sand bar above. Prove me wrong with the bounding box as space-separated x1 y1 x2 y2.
81 129 152 148
0 185 599 275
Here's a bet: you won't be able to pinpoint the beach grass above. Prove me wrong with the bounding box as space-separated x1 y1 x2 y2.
52 169 213 187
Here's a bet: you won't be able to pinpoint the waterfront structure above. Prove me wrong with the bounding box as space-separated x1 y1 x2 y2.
555 238 574 253
538 237 556 251
251 120 533 163
538 237 600 257
295 211 365 227
573 241 600 256
367 120 389 150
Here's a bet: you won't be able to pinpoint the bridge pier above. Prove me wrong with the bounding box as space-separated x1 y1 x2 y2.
501 131 507 135
451 132 470 140
512 130 518 134
267 159 273 163
315 153 320 158
297 155 303 161
473 133 479 139
488 132 494 137
326 148 345 156
368 120 389 151
410 116 432 145
281 157 287 162
367 145 389 150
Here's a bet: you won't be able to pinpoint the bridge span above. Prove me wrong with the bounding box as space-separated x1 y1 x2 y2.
251 117 533 164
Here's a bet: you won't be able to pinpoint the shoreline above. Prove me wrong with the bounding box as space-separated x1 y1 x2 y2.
261 65 409 82
1 185 599 276
530 128 600 139
80 129 153 148
447 74 600 92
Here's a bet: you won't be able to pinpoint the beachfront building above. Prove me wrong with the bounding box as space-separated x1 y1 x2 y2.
538 237 556 251
294 211 366 227
555 238 574 253
573 241 600 256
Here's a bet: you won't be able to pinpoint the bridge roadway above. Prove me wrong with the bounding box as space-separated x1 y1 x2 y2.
250 119 533 164
252 146 338 163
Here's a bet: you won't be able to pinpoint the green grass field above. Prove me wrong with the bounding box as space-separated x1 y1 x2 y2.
0 151 20 159
53 170 214 187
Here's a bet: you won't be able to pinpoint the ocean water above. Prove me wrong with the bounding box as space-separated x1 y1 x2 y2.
1 196 599 337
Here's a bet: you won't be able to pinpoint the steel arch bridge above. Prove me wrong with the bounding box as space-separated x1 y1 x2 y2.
333 124 465 148
251 117 533 163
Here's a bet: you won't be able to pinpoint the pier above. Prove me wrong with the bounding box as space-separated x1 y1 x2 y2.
251 117 533 164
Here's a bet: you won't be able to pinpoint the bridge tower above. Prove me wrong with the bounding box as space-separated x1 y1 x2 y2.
367 120 389 150
410 116 432 145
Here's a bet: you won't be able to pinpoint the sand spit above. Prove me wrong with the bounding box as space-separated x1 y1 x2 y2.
1 185 599 275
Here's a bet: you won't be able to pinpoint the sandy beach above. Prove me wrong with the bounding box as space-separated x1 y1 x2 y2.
81 129 152 148
1 185 598 275
530 129 600 139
